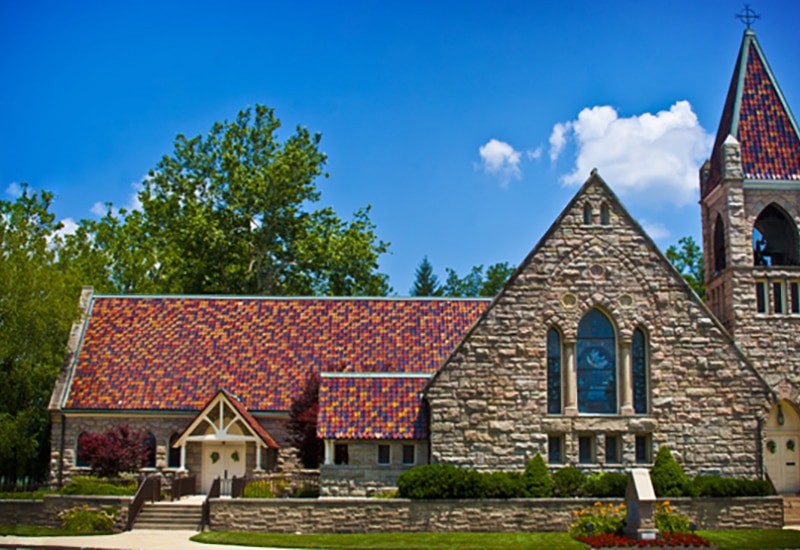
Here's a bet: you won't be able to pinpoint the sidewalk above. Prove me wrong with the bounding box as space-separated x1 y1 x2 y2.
0 529 292 550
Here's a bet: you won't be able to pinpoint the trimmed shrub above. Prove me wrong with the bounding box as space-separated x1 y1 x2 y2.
691 474 772 497
584 472 628 498
482 471 527 498
59 477 137 496
553 466 586 497
650 446 690 497
524 453 554 497
397 464 483 499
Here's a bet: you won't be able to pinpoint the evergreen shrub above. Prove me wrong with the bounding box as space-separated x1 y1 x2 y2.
650 446 690 497
552 466 586 497
482 471 527 498
397 464 483 499
524 453 554 497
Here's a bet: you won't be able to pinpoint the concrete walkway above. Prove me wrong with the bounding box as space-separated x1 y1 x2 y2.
0 529 293 550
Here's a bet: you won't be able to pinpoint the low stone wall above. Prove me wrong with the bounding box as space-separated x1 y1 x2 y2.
209 496 783 533
0 495 131 531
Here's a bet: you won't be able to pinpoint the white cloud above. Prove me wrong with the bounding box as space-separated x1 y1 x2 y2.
56 217 78 239
5 182 22 197
550 101 713 206
549 122 571 162
640 219 670 240
91 201 108 216
478 139 522 186
527 146 543 160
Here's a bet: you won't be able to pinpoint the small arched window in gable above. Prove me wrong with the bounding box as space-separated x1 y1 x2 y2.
143 432 157 468
547 328 562 414
168 432 181 469
600 203 610 225
583 203 593 225
753 204 799 266
76 431 91 468
577 309 616 414
714 215 726 272
632 328 648 414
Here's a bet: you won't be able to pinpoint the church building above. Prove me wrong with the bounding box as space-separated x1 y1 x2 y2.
49 28 800 495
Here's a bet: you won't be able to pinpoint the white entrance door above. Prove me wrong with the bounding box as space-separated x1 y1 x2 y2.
764 401 800 494
202 442 246 493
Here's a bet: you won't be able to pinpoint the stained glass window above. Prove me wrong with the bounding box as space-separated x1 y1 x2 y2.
632 329 648 414
547 328 561 414
577 309 616 414
143 433 156 468
168 432 181 468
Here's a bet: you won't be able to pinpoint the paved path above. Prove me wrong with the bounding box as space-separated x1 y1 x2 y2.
0 529 293 550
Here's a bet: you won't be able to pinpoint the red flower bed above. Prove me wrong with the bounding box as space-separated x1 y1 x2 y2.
576 532 711 548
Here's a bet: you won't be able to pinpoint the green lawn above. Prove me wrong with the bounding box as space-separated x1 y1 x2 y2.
191 529 800 550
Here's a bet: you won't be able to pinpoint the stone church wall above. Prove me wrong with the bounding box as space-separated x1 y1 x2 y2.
426 177 773 477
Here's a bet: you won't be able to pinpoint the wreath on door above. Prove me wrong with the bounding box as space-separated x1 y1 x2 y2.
231 450 240 462
788 439 796 452
767 440 777 454
210 451 220 464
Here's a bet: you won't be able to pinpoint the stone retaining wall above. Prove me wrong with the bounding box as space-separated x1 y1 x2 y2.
0 495 131 531
209 496 783 533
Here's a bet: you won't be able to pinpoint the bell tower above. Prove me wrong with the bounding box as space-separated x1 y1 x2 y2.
700 28 800 393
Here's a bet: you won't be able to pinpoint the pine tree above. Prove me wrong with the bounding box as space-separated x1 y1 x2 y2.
410 256 442 296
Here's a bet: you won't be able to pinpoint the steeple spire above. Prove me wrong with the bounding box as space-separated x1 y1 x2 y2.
701 28 800 197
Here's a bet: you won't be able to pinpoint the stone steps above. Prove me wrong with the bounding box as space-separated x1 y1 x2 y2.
782 496 800 525
133 502 203 530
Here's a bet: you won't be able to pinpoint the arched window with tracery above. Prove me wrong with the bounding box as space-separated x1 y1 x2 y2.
714 215 726 272
547 328 562 414
168 432 181 469
577 309 616 414
753 204 799 266
632 328 648 414
76 431 90 467
143 432 156 468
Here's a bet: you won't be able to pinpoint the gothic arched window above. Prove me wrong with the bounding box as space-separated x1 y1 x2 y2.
168 432 181 469
583 203 592 224
577 309 616 414
632 328 648 414
547 328 562 414
143 432 157 468
714 215 726 272
600 203 610 225
753 204 799 266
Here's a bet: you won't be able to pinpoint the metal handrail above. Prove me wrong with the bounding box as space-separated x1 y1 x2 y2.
127 475 161 530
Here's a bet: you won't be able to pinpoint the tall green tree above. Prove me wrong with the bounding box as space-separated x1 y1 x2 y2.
410 256 442 296
666 236 705 299
65 105 390 296
442 262 515 297
0 186 80 481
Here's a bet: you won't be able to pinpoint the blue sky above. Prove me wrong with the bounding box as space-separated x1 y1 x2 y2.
2 0 798 295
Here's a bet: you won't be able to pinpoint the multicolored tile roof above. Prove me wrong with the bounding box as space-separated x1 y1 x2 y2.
64 296 487 413
318 375 430 439
704 30 800 196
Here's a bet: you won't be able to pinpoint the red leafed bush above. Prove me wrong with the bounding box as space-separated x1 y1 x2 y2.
77 424 149 478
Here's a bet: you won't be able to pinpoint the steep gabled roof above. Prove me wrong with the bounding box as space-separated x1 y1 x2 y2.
318 374 430 440
704 29 800 196
62 295 487 412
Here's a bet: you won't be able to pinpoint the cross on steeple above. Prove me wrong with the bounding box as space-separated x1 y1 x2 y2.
736 5 760 29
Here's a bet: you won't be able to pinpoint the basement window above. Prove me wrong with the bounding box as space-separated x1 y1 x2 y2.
578 435 595 464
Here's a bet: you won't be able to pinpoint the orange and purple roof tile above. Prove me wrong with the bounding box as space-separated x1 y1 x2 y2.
64 296 487 415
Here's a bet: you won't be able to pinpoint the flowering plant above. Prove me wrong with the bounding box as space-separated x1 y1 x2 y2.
569 501 626 537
